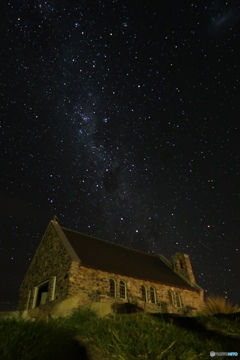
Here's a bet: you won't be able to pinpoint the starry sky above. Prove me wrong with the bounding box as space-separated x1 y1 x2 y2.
1 0 240 311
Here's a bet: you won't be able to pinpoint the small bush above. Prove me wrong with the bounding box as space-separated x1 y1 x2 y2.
199 296 240 316
0 318 75 360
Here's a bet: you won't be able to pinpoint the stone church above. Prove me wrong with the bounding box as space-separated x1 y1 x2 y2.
18 219 204 316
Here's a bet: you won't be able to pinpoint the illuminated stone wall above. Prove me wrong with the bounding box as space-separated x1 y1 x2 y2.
67 263 204 315
18 223 72 311
18 222 204 316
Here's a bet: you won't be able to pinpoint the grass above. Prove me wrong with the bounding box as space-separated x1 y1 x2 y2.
0 317 75 360
198 295 240 316
198 314 240 337
76 312 223 360
1 306 240 360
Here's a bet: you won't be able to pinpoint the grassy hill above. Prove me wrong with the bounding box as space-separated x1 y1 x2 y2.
0 308 240 360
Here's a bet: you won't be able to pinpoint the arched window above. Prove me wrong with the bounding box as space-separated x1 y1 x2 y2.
110 279 116 298
141 285 148 302
119 280 127 299
175 291 182 308
168 290 175 306
149 287 157 303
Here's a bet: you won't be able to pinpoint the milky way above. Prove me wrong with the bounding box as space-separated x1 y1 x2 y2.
1 0 240 310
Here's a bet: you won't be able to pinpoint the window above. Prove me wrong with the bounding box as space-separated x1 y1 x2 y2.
175 292 182 308
36 281 49 306
50 276 57 301
168 290 182 308
110 278 116 298
141 285 148 302
32 277 57 308
32 287 38 308
33 281 49 308
168 290 175 306
119 280 127 299
26 290 31 310
149 287 157 303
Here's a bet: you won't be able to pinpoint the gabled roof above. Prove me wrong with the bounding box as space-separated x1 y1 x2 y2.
53 221 199 291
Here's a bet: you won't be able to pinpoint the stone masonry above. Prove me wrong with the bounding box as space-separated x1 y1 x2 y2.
18 224 72 311
67 262 204 315
18 221 205 316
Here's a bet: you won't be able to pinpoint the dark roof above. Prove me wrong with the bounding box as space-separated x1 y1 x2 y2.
61 227 198 291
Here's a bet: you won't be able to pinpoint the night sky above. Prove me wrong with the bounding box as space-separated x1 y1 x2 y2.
1 1 240 311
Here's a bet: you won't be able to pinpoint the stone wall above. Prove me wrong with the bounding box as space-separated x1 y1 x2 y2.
18 223 72 311
68 263 204 315
18 222 204 316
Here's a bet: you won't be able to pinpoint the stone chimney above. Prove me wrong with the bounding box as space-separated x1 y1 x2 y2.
172 253 196 285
